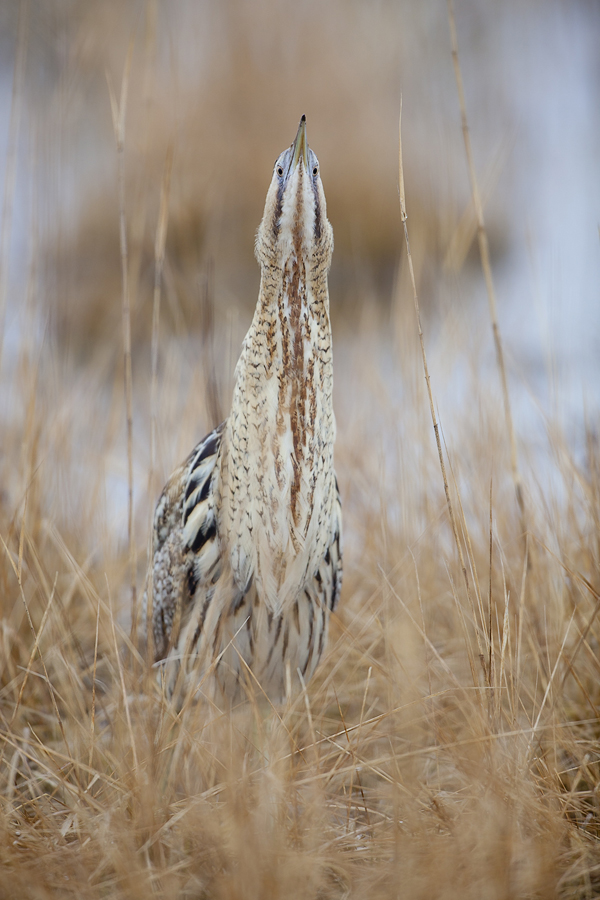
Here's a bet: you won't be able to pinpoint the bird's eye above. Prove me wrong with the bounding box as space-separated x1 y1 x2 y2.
312 165 319 177
276 165 284 177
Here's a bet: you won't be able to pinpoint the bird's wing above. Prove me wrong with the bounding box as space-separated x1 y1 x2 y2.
181 422 224 586
149 422 224 661
311 475 343 612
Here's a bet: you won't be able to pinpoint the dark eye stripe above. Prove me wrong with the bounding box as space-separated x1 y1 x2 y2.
272 179 284 236
312 180 322 239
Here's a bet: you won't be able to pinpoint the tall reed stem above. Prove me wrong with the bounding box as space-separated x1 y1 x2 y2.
108 42 137 640
447 0 526 538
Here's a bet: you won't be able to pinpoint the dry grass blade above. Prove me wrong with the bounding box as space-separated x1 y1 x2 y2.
0 0 29 369
488 478 495 714
447 0 526 537
0 537 71 763
398 99 474 631
108 39 138 642
150 145 174 491
88 596 101 770
9 573 57 730
106 574 138 772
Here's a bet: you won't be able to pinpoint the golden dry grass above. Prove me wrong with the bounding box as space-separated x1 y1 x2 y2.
1 2 600 898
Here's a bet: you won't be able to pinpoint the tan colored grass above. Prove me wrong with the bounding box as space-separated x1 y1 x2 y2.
1 3 600 898
2 244 600 900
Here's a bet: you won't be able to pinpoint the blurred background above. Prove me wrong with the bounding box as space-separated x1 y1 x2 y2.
0 0 598 544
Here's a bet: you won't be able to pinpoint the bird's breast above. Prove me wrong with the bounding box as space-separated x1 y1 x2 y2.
218 275 335 614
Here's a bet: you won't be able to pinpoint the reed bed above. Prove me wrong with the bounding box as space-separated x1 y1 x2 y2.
1 2 599 897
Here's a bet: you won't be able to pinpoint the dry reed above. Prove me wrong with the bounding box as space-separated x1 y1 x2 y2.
0 3 599 898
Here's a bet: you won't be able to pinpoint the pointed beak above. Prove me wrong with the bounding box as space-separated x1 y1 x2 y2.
290 115 308 173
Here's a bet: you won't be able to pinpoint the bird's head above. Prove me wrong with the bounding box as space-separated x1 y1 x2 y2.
255 115 333 273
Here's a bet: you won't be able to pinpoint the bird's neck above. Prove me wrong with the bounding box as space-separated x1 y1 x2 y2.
218 252 335 612
254 251 331 404
234 252 334 499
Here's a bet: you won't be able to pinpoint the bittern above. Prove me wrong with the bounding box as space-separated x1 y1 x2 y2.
147 116 342 703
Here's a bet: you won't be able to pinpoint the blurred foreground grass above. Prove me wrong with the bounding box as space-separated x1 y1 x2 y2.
1 2 600 898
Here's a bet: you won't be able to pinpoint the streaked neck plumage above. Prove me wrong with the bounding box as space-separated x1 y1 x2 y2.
218 118 336 614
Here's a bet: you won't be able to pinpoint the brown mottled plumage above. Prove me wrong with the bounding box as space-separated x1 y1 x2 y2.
146 117 342 703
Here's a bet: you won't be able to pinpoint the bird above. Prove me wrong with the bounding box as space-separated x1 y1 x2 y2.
146 116 342 705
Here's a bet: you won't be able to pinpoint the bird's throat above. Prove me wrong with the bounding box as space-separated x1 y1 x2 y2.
277 253 313 525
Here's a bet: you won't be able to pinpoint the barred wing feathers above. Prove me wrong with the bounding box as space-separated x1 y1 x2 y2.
149 424 224 660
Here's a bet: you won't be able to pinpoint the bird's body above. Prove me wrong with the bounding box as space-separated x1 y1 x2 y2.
147 117 342 703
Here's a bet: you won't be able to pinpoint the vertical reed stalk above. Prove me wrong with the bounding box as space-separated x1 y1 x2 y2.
398 100 478 682
0 0 29 370
108 42 137 640
150 146 173 490
447 0 526 537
